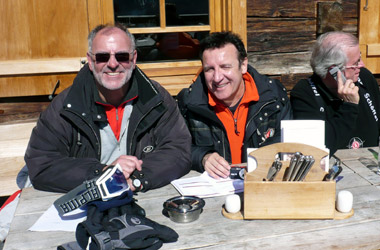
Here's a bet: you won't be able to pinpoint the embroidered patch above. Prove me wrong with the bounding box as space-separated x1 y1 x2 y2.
130 216 141 225
264 128 275 139
143 145 154 153
348 137 364 149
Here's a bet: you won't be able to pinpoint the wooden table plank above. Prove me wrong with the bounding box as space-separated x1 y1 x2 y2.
201 220 380 250
335 169 370 190
345 160 380 186
334 148 375 162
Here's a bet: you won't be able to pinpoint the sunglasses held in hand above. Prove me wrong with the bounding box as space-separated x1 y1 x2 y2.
89 51 133 63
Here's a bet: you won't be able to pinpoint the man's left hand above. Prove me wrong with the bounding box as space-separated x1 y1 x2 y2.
110 155 143 180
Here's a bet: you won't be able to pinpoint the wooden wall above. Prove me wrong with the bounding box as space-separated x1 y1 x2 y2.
0 0 89 98
245 0 362 92
0 0 114 98
2 0 380 124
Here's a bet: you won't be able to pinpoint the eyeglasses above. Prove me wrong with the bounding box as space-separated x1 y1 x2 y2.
343 53 363 70
89 51 133 63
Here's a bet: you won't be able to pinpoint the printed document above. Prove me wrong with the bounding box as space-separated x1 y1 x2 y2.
171 172 244 198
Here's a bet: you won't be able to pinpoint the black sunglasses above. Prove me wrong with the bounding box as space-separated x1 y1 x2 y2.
89 52 132 63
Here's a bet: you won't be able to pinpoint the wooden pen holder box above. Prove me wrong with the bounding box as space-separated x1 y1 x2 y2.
244 142 335 219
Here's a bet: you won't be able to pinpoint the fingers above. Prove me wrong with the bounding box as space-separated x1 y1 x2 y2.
111 155 143 178
338 77 360 104
202 153 231 179
126 178 135 191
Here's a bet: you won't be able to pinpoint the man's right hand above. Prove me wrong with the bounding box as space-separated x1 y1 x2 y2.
202 152 230 179
337 71 360 104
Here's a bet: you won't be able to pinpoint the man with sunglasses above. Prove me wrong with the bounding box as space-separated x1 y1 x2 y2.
24 24 191 193
290 31 380 155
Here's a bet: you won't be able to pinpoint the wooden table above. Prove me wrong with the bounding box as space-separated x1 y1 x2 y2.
4 148 380 250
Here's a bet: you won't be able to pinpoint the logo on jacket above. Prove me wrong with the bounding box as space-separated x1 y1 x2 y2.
143 145 154 153
130 216 142 225
110 215 142 228
348 137 363 149
264 128 275 139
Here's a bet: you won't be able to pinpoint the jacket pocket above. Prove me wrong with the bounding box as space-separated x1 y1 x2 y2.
254 103 281 146
188 120 213 146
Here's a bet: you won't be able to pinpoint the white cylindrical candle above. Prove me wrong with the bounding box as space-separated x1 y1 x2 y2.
336 190 353 213
225 194 241 213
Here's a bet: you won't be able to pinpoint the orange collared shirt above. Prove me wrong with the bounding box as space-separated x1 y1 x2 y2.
208 72 259 163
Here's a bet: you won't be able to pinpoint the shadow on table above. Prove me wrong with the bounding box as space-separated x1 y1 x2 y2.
359 156 378 173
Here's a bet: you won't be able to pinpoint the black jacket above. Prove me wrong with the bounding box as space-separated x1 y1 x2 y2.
25 64 191 193
177 65 292 172
290 67 380 155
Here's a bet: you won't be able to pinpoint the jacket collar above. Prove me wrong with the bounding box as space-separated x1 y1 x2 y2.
189 64 275 107
310 73 341 102
63 64 162 122
92 74 139 107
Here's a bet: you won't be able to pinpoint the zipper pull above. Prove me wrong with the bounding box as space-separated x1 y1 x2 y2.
234 118 240 135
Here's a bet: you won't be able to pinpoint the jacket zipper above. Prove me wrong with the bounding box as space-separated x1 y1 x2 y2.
245 99 277 146
128 100 163 154
223 107 240 160
245 99 276 131
221 130 226 159
116 108 120 150
66 109 102 158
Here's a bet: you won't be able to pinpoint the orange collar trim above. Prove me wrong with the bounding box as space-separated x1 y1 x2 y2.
208 72 259 107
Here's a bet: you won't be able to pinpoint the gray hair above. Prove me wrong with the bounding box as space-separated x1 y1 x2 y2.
310 31 359 78
87 23 136 53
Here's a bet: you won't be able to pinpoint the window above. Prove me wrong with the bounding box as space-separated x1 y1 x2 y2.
102 0 247 95
114 0 210 62
0 0 246 98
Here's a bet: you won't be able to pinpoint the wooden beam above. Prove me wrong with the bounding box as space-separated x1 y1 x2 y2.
138 60 201 69
247 17 316 54
367 44 380 56
231 0 247 47
129 25 211 34
160 0 166 28
0 58 86 76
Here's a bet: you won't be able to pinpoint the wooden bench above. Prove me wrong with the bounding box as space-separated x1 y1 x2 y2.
0 122 36 197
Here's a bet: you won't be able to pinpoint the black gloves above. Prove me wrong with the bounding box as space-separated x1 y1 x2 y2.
75 201 178 250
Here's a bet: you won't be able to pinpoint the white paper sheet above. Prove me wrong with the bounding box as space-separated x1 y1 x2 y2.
29 205 87 232
171 172 244 198
281 120 327 150
281 120 330 171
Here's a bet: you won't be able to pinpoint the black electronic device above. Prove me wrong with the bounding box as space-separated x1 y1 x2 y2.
230 165 246 180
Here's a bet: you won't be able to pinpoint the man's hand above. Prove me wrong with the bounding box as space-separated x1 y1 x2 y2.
337 71 360 104
110 155 142 178
109 155 143 191
202 152 230 179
